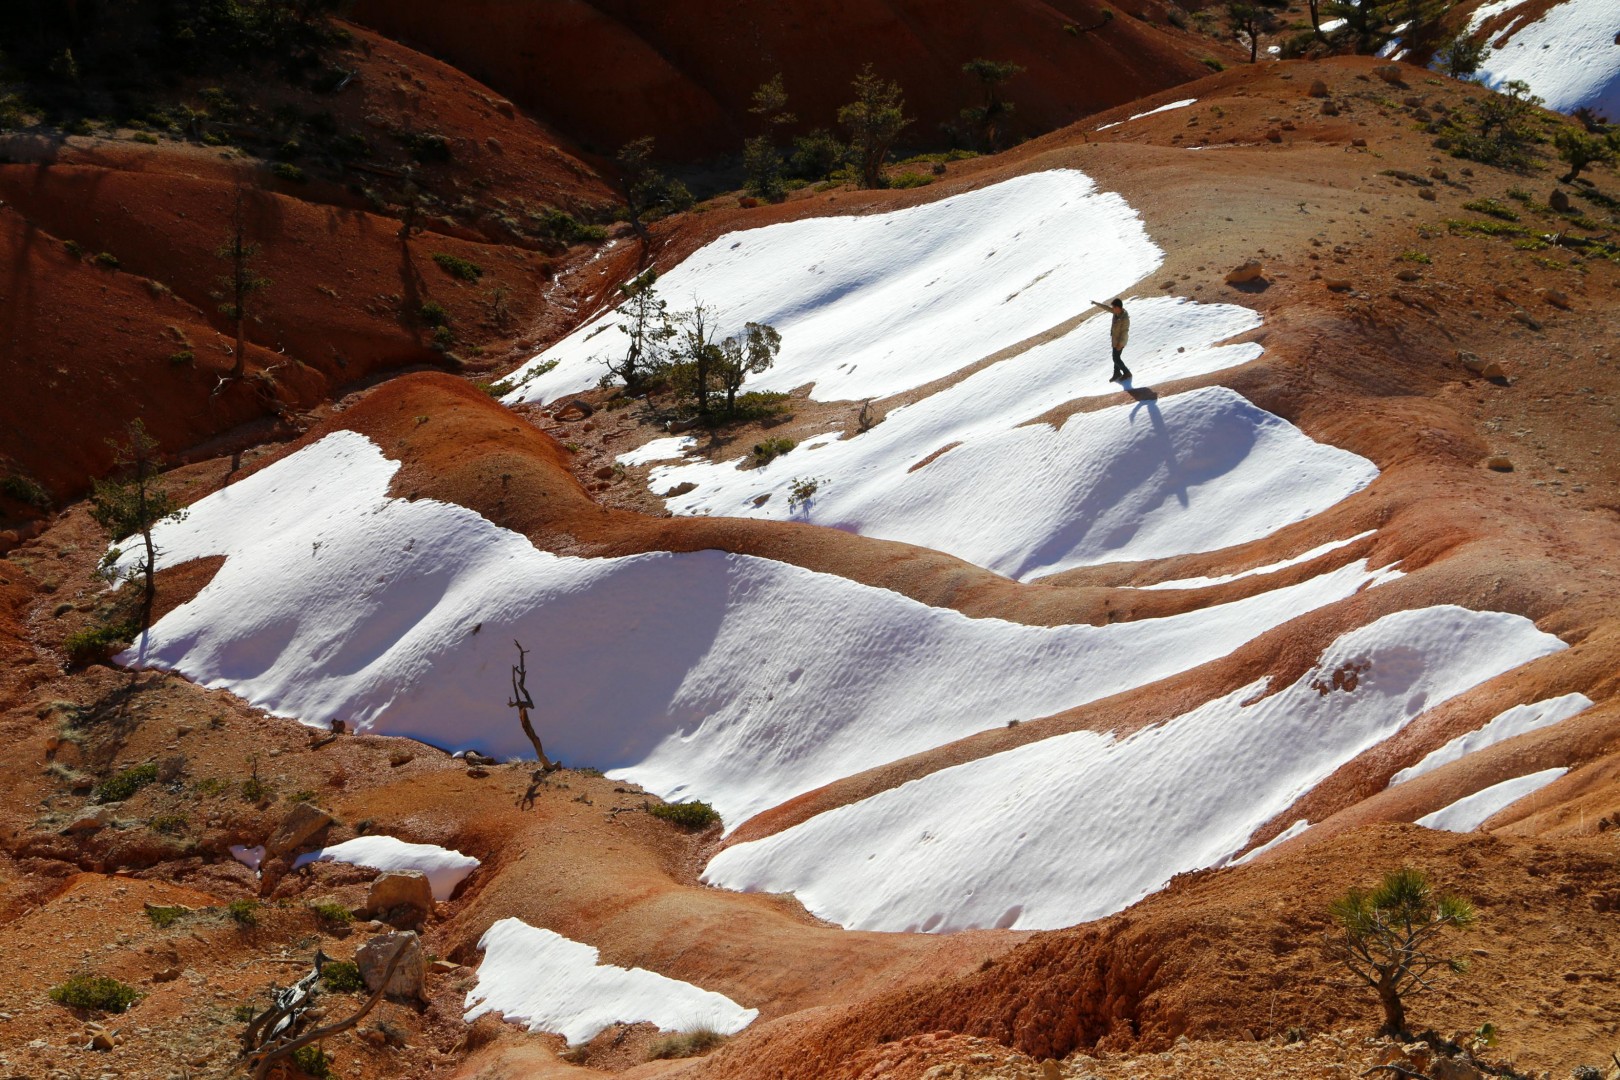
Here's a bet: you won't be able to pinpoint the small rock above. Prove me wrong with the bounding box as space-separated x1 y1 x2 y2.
1396 268 1421 281
1351 137 1368 148
1323 278 1353 291
1265 128 1282 143
1492 285 1515 302
1040 1061 1062 1080
66 808 111 835
1308 79 1329 98
430 958 462 975
592 465 616 480
1373 64 1404 85
1510 310 1541 330
1428 166 1448 180
265 802 334 858
1420 189 1437 201
1549 189 1572 213
1321 99 1341 116
1225 259 1266 285
1539 288 1571 310
466 766 489 778
364 871 434 926
152 967 181 983
356 931 427 1002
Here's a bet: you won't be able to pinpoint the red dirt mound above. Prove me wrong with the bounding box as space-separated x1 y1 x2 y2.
349 0 1229 159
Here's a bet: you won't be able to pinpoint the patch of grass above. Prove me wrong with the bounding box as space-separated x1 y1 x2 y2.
226 898 259 927
648 800 720 831
1200 57 1225 71
94 762 159 804
1462 198 1519 221
536 208 608 244
309 901 353 927
91 251 121 269
320 959 363 993
1398 250 1432 264
63 239 83 259
418 301 449 327
146 904 187 928
290 789 317 803
431 252 483 281
49 974 141 1013
192 777 227 797
751 437 796 466
269 162 307 183
647 1027 727 1060
167 349 195 367
148 813 188 835
1532 255 1569 271
132 131 159 145
400 131 452 163
1445 218 1530 238
1513 238 1549 251
727 391 791 423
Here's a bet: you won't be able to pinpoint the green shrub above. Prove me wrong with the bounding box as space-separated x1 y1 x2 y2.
1 472 51 509
91 251 120 269
728 391 791 422
431 325 454 350
64 622 135 667
63 240 83 259
401 131 452 163
240 774 272 802
270 162 307 183
887 171 933 189
431 252 483 281
1462 197 1519 221
146 904 186 928
226 898 259 927
418 301 449 327
168 350 195 367
1445 218 1529 238
148 813 188 835
1398 250 1431 264
537 208 608 244
132 132 159 145
193 777 227 797
751 437 796 466
1200 57 1225 71
292 1045 335 1079
50 974 141 1013
647 1027 727 1059
94 762 158 803
648 800 720 830
309 901 353 927
320 959 363 993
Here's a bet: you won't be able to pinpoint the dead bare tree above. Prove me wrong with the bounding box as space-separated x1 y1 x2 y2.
239 942 406 1079
509 640 557 771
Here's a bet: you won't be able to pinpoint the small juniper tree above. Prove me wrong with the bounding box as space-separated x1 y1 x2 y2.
1226 2 1278 63
744 73 796 201
838 65 910 189
671 302 725 420
1322 0 1398 54
616 137 694 242
1554 128 1614 183
1436 33 1487 79
605 270 675 393
1329 867 1476 1037
216 184 270 380
716 321 782 415
90 420 187 634
961 59 1024 151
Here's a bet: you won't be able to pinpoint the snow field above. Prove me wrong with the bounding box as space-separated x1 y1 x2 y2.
465 918 757 1044
1233 819 1311 865
117 431 1396 832
702 605 1566 932
502 170 1164 406
1415 768 1569 832
1470 0 1620 118
645 305 1374 580
292 836 480 900
1389 692 1592 786
615 435 695 466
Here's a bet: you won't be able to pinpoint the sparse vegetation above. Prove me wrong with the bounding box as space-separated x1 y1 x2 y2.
89 419 187 632
146 904 187 928
94 762 159 803
227 898 260 927
2 471 51 509
270 161 307 183
751 437 796 466
1554 128 1614 184
310 900 353 926
1398 250 1432 264
1436 34 1488 79
839 65 911 189
292 1045 336 1079
418 300 449 328
1329 867 1476 1037
149 813 188 835
787 475 824 511
216 184 271 380
648 800 720 830
432 252 484 281
615 136 693 240
50 974 142 1013
960 58 1023 150
647 1027 728 1059
91 251 120 269
1462 197 1519 221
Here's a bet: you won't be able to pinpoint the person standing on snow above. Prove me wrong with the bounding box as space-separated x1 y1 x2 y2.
1091 297 1132 383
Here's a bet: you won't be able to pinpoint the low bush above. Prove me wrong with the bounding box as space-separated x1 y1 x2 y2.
64 622 135 667
168 350 195 367
226 898 259 927
309 901 353 927
418 301 449 327
1462 197 1519 221
887 171 933 189
50 974 141 1013
320 959 363 993
2 472 50 509
431 252 483 281
293 1045 335 1078
146 905 186 928
537 208 608 244
648 800 720 831
94 762 158 803
647 1027 727 1059
148 813 188 835
751 437 796 466
270 162 307 183
91 251 120 269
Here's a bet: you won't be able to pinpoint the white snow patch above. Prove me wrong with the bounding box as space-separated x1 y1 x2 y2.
651 378 1377 581
464 918 757 1045
1472 0 1620 118
502 170 1164 405
230 844 265 873
616 436 695 467
1320 17 1348 32
1415 767 1569 831
116 431 1394 831
1465 0 1520 35
1390 692 1593 786
1136 531 1376 591
703 605 1566 932
1096 98 1198 130
1233 819 1310 865
291 836 479 900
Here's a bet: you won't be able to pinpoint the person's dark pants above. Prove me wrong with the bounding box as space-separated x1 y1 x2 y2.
1111 347 1132 381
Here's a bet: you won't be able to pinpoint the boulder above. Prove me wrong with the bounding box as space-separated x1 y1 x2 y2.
1225 259 1266 285
1308 79 1329 98
1321 99 1341 116
65 808 111 835
356 931 427 1002
1373 64 1404 85
364 870 434 926
265 802 334 857
1550 189 1572 213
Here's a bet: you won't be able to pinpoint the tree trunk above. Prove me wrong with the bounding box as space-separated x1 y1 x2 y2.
1378 981 1407 1038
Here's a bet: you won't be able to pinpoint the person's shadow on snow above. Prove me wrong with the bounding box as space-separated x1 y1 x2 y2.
1128 389 1189 510
1122 382 1157 402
